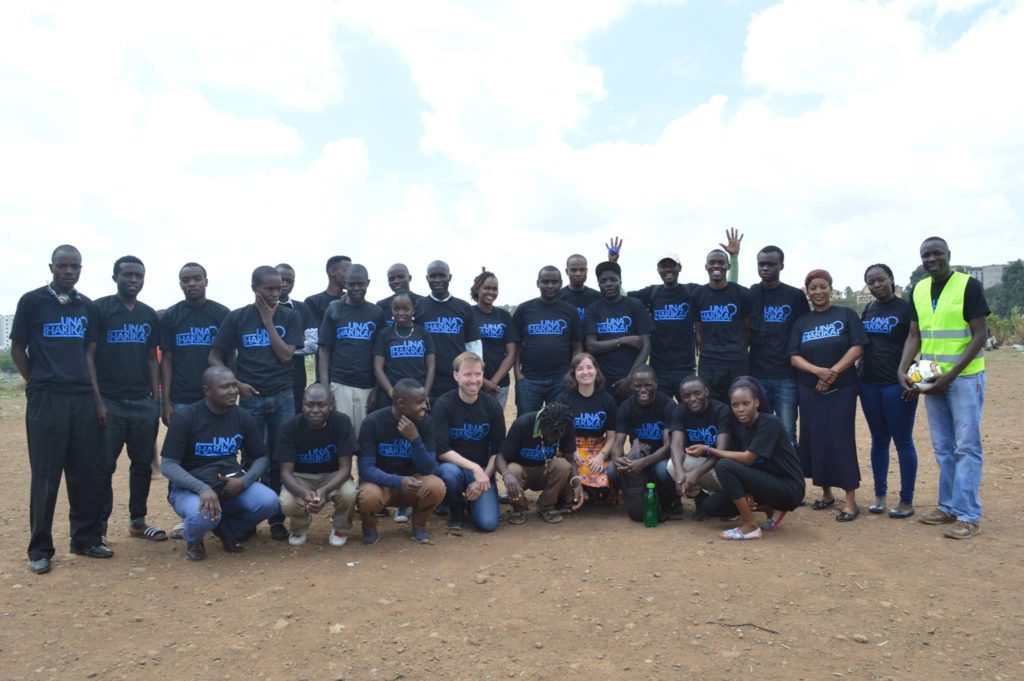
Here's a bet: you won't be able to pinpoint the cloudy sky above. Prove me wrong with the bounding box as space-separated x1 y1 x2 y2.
2 0 1021 314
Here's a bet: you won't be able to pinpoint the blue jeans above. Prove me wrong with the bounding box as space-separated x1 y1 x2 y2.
859 382 918 504
924 372 985 522
435 463 500 532
239 390 294 524
168 483 280 543
758 377 798 450
515 376 565 415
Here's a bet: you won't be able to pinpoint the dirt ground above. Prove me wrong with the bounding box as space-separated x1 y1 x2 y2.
1 352 1022 681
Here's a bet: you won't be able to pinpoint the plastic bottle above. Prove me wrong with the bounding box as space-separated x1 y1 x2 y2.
643 482 658 528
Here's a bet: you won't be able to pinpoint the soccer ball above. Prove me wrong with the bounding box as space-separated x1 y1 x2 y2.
906 360 943 390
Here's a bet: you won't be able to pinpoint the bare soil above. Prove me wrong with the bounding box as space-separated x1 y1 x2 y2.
1 352 1023 681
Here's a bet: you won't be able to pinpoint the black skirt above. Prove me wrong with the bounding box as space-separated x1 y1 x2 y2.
798 382 861 490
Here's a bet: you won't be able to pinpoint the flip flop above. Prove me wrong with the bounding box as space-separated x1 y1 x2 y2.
759 511 787 533
506 510 526 525
129 524 168 542
811 498 836 510
721 526 763 541
537 509 564 524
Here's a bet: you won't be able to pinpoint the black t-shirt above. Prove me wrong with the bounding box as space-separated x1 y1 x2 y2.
431 391 507 467
629 284 697 375
213 304 302 395
788 305 869 389
159 299 231 404
734 413 804 492
376 291 425 326
513 298 582 380
372 324 435 387
10 287 97 394
275 411 358 474
472 305 518 387
692 282 753 370
860 297 913 386
615 393 675 449
358 408 436 478
669 399 733 447
559 285 601 324
414 296 479 394
909 276 991 322
303 291 342 328
319 299 386 388
161 401 267 472
749 282 810 379
92 295 160 400
584 296 656 382
500 411 577 467
554 389 618 438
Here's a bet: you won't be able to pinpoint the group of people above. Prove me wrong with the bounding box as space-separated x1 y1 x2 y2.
10 232 989 573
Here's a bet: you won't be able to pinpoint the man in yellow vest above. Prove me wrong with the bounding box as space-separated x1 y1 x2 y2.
899 237 989 539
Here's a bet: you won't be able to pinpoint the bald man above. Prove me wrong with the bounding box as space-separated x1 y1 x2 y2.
11 245 109 573
160 367 280 561
376 263 424 326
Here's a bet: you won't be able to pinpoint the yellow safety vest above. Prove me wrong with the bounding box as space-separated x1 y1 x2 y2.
912 271 984 375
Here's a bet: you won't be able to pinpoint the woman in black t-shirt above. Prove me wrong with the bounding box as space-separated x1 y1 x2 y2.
788 270 867 522
859 264 918 519
470 271 517 410
554 353 618 504
373 293 436 407
685 381 805 540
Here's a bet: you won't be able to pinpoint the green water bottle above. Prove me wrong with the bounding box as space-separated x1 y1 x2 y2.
643 482 658 528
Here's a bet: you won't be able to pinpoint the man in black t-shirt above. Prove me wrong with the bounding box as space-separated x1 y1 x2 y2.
496 403 584 524
559 254 601 323
211 266 302 540
692 249 754 400
513 266 583 415
668 376 733 506
319 264 385 433
11 245 110 573
159 262 230 425
276 264 318 413
277 384 358 547
376 263 424 326
160 367 280 561
303 255 351 381
584 262 654 401
433 352 507 533
415 260 482 399
748 246 810 448
356 379 445 544
88 255 165 544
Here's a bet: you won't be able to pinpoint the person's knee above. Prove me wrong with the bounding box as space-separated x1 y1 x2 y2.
357 484 385 514
435 462 461 488
331 480 358 508
279 489 305 517
475 513 499 533
244 483 281 519
548 457 571 479
419 475 446 504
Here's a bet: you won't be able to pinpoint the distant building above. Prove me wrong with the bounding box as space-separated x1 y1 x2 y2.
1 314 14 350
964 263 1007 289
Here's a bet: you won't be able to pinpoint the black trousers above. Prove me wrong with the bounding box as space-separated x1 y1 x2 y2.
697 365 749 402
26 390 103 560
702 458 804 517
98 396 160 532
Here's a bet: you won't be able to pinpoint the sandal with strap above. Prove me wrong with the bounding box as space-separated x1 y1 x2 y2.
536 509 564 524
811 497 836 510
507 510 526 525
130 524 168 542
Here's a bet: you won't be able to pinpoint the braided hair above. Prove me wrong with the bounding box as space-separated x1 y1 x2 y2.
538 402 574 437
470 269 497 302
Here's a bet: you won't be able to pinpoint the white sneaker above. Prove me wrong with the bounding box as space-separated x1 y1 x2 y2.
329 531 348 547
393 507 410 523
169 522 185 539
287 532 307 547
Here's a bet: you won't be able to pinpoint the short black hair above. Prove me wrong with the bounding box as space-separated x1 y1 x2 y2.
630 364 657 381
393 378 424 401
470 270 497 302
113 255 144 276
758 245 785 263
179 262 207 277
325 255 351 273
921 236 949 249
679 374 708 390
864 263 896 295
275 263 294 272
346 264 369 280
566 254 587 267
251 265 280 286
537 265 561 279
391 291 414 307
51 244 81 262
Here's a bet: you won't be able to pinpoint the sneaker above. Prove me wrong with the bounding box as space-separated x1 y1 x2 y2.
433 503 449 518
169 522 185 539
269 522 289 541
287 532 307 547
919 509 956 525
329 531 348 547
185 539 206 561
411 526 432 544
943 520 980 540
361 528 380 545
393 507 410 524
446 519 464 535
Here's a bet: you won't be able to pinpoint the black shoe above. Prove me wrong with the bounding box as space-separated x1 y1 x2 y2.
269 522 289 541
185 540 206 561
70 545 114 558
433 503 449 518
237 527 256 543
28 557 51 574
212 527 245 554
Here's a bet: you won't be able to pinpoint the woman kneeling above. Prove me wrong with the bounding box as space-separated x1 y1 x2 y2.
685 381 805 540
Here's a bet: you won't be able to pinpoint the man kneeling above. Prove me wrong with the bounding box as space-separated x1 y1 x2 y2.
277 384 358 547
357 379 445 545
161 367 280 561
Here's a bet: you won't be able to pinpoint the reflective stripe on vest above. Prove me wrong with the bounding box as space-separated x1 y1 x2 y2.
912 271 984 376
